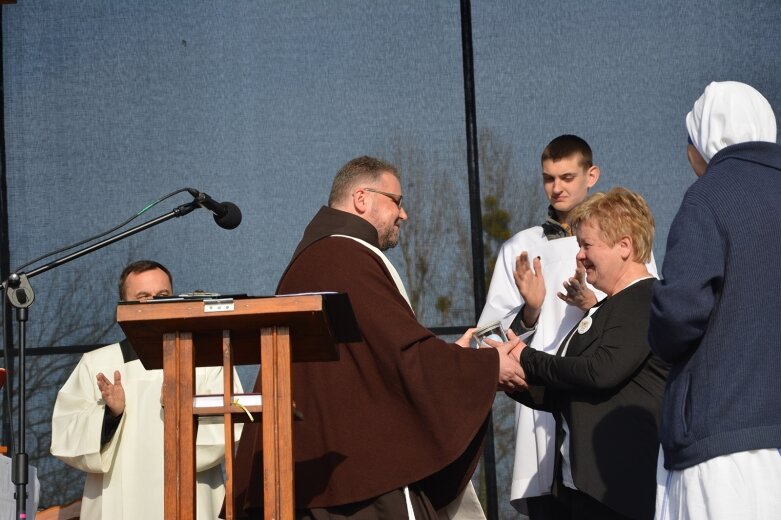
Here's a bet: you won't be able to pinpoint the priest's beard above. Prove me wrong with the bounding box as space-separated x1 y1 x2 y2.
378 225 400 251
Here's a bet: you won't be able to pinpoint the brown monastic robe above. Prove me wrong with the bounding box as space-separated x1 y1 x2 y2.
232 207 499 518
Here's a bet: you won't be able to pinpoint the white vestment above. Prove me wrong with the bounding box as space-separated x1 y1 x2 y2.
478 226 657 509
655 448 781 520
51 342 242 520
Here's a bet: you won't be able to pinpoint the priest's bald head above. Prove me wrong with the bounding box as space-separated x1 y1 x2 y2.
328 156 408 250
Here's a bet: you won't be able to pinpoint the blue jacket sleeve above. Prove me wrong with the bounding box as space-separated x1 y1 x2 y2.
649 195 725 362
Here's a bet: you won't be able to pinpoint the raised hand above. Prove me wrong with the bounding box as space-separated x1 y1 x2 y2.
97 370 126 417
513 252 545 327
557 260 597 311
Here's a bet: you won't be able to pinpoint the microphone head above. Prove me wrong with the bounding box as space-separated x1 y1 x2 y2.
214 201 242 229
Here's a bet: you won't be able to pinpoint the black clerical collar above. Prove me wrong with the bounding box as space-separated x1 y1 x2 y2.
119 338 139 363
541 205 571 240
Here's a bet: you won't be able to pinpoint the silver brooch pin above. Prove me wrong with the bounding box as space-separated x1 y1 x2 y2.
577 316 592 334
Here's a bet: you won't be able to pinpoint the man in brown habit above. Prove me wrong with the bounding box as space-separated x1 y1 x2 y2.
233 155 526 519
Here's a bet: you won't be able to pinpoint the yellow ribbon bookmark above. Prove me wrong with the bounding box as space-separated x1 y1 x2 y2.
231 399 254 422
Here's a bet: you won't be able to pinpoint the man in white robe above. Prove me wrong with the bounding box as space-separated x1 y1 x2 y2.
479 135 600 519
51 260 241 520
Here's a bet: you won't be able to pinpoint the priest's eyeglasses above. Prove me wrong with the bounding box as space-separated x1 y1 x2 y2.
364 187 403 208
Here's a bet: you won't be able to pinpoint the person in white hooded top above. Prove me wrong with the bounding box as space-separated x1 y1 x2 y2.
651 81 781 520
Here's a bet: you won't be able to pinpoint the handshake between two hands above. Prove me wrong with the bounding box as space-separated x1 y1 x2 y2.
455 327 528 393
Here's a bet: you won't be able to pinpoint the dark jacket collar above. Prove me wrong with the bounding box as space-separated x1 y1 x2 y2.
291 206 380 262
708 141 781 174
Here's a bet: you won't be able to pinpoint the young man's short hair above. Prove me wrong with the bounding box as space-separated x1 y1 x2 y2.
541 134 593 168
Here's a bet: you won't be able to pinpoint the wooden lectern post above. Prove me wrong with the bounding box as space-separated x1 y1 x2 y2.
117 294 358 520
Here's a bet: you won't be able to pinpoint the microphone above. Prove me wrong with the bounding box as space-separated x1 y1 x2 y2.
188 189 242 229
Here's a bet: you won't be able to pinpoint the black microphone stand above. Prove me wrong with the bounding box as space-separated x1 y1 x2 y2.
2 200 198 519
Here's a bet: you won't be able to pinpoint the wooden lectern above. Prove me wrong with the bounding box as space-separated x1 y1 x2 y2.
117 293 358 520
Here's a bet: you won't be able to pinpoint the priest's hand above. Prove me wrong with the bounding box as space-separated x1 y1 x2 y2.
97 370 126 417
514 252 545 327
557 260 597 311
482 331 527 392
455 327 477 348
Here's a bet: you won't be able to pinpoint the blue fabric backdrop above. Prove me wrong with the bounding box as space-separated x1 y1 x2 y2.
2 0 779 514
